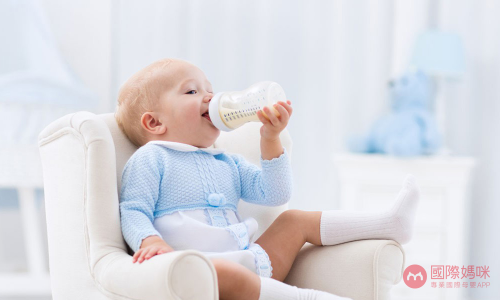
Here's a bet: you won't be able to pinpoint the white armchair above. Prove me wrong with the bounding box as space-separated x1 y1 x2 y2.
38 111 405 300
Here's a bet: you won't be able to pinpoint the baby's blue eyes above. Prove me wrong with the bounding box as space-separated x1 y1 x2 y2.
186 90 213 94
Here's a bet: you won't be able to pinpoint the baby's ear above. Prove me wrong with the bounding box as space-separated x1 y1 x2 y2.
141 112 167 135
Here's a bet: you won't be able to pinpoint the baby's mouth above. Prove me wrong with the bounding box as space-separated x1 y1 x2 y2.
202 112 211 122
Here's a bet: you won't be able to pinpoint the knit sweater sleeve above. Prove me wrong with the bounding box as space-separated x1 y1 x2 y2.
119 146 163 253
230 147 292 206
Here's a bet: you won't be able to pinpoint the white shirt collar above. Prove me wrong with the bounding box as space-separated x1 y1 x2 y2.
147 140 225 155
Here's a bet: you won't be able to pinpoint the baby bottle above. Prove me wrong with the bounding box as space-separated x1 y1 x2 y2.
208 81 287 131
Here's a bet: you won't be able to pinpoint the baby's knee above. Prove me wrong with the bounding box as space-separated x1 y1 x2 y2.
211 259 253 290
211 258 242 278
211 259 260 299
277 209 303 223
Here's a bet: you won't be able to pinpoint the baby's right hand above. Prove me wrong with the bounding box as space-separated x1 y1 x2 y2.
133 236 175 263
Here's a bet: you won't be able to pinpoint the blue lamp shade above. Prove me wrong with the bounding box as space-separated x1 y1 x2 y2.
410 30 466 77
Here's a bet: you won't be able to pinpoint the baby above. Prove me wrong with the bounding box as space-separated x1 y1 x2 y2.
115 58 420 300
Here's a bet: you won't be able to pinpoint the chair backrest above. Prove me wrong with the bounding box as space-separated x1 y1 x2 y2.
99 112 292 239
39 111 125 299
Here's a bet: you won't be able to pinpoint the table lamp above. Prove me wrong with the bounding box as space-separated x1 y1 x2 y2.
409 30 466 154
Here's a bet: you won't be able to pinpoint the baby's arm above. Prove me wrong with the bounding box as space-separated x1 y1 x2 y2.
257 100 293 160
120 146 174 263
132 235 174 263
232 146 293 206
230 100 293 205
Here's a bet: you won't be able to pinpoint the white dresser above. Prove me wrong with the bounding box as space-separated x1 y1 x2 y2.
332 153 476 300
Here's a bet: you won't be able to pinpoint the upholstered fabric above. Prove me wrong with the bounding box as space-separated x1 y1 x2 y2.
38 111 404 300
284 241 405 300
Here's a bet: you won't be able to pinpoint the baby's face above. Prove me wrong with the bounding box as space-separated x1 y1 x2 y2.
152 61 220 148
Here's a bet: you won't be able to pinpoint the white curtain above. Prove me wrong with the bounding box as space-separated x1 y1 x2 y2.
113 0 399 211
438 1 500 300
112 0 438 209
0 0 98 144
0 0 99 278
111 1 497 299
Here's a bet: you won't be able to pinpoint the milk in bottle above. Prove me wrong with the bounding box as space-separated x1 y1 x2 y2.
208 81 286 131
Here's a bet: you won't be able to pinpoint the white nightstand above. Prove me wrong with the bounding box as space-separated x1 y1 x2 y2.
332 153 476 300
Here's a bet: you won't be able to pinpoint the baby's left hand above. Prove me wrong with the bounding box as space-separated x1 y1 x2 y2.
257 100 293 141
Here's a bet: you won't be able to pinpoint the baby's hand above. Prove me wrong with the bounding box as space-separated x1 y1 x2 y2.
256 100 293 141
133 238 174 263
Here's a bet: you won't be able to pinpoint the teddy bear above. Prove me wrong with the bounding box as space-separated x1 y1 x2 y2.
347 70 442 156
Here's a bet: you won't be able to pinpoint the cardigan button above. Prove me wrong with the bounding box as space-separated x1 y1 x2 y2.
207 193 227 207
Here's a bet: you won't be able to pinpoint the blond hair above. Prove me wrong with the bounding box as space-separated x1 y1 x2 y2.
115 58 184 147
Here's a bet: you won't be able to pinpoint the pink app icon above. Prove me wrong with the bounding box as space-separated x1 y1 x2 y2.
403 264 427 288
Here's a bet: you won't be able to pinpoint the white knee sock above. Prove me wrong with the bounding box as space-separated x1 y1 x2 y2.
320 174 420 246
258 277 352 300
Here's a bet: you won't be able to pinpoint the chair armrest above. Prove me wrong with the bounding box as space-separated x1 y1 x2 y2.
94 250 218 300
284 240 405 300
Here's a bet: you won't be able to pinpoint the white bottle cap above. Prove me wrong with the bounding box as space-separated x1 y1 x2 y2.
209 92 233 132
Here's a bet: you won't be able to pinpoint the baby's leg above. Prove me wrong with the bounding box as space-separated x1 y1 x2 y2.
255 209 323 281
211 258 261 300
255 175 420 283
320 174 420 246
255 212 352 299
211 258 352 300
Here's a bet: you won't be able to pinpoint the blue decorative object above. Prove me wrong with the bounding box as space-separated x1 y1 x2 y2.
207 193 227 207
348 70 442 156
409 30 466 154
410 30 466 77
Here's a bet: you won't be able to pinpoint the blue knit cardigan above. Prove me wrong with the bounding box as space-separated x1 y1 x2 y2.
119 141 293 252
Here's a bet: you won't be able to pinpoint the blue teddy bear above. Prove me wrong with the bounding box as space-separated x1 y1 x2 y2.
348 70 442 156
